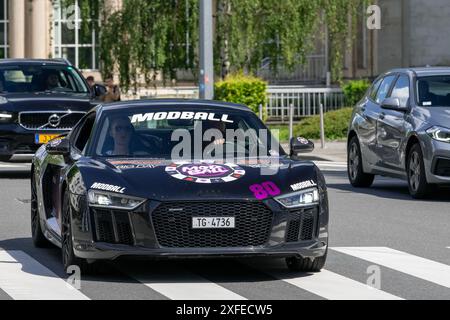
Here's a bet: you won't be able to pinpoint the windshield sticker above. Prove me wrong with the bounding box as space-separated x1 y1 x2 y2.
131 112 234 124
91 183 126 194
165 162 245 184
423 101 432 106
249 182 281 200
291 180 317 191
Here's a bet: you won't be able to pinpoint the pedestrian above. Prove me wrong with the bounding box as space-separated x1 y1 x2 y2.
102 77 121 103
86 76 95 90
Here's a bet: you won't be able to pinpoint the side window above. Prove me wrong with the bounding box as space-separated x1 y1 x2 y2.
369 78 383 101
390 75 410 107
73 113 96 152
375 75 397 104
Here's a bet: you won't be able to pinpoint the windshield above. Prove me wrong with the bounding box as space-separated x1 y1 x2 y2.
90 107 283 160
0 64 89 94
417 75 450 107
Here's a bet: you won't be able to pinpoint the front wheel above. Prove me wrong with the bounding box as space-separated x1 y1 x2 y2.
62 192 98 275
407 144 433 199
286 250 327 273
348 136 375 188
31 175 51 248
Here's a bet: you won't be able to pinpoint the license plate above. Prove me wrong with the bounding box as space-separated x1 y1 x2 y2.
35 134 60 145
192 217 235 229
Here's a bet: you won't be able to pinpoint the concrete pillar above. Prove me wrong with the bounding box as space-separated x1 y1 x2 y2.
9 0 26 58
29 0 49 58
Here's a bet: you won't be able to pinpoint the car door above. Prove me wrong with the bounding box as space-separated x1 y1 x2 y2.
376 74 410 174
358 75 397 168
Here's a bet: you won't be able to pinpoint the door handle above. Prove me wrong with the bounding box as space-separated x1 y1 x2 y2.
379 113 385 120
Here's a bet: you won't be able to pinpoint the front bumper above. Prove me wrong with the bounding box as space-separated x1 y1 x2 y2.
421 134 450 184
70 195 329 261
0 123 67 156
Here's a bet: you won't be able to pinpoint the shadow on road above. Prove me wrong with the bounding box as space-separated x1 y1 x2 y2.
328 181 450 202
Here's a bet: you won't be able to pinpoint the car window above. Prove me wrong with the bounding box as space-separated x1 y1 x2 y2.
390 75 410 107
375 75 397 104
417 76 450 107
369 78 383 101
73 113 96 152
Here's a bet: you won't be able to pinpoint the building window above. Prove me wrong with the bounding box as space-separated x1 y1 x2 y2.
0 0 8 58
52 0 98 70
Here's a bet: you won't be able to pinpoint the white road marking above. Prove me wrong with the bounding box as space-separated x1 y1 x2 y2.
333 247 450 289
129 268 246 300
267 269 402 300
0 164 30 168
313 161 347 171
0 250 89 300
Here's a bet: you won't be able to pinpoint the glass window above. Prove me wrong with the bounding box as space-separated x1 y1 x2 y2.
375 75 396 104
390 75 410 107
52 0 98 70
0 0 8 58
417 76 450 107
0 64 89 94
369 78 383 101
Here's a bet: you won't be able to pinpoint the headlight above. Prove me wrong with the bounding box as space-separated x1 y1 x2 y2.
426 126 450 143
88 190 145 210
0 112 13 122
274 187 319 208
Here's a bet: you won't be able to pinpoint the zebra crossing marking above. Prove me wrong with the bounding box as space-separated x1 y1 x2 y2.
333 247 450 289
0 250 89 300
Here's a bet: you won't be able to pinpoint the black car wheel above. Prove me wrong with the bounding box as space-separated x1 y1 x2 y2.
407 144 432 199
286 250 327 273
348 136 375 188
31 175 51 248
62 191 97 275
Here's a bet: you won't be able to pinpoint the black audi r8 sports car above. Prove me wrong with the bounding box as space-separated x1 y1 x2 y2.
31 99 329 274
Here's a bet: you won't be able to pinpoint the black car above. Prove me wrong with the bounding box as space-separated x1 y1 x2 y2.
31 100 329 274
0 59 101 161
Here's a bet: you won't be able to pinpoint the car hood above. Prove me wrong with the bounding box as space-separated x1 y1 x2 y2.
0 92 94 112
76 157 320 201
414 107 450 129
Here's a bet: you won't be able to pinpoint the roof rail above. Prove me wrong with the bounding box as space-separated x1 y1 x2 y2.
51 58 72 65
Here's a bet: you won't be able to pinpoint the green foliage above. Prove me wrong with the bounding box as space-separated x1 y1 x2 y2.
268 125 290 143
342 79 371 106
54 0 367 89
214 73 267 120
294 107 353 140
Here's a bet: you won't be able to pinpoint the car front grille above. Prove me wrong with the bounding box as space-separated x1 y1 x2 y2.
92 209 134 245
152 202 273 248
19 112 85 131
286 207 318 242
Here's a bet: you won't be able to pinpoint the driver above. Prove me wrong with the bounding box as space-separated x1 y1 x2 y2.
107 116 134 156
45 71 61 90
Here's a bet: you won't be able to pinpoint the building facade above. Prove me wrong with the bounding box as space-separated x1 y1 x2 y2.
1 0 449 85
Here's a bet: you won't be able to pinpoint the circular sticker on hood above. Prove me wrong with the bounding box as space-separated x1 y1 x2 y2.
165 162 246 184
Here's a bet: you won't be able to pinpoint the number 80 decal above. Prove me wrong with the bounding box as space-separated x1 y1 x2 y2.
249 182 281 200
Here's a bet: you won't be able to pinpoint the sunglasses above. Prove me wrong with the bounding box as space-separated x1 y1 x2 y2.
113 125 132 133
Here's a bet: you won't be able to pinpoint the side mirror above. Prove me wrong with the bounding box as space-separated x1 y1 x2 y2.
381 97 408 112
290 137 315 157
46 137 70 156
92 84 107 98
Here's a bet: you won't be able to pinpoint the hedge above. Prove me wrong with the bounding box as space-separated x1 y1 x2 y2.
214 73 267 121
294 107 353 140
342 79 371 106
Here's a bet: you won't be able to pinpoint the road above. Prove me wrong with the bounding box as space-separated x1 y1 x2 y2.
0 159 449 300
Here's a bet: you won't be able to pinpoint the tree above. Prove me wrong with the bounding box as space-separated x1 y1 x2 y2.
60 0 366 90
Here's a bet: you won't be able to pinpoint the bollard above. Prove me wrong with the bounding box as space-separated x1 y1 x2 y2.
320 103 325 149
289 104 294 141
259 104 263 121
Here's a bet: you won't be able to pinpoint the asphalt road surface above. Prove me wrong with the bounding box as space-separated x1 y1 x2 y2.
0 159 449 300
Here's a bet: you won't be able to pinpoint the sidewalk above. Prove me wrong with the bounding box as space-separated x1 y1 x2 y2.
282 140 347 162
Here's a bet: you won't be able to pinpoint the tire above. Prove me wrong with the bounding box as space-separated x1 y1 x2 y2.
0 155 11 162
286 250 327 273
407 143 432 199
31 175 51 248
348 136 375 188
61 191 98 275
